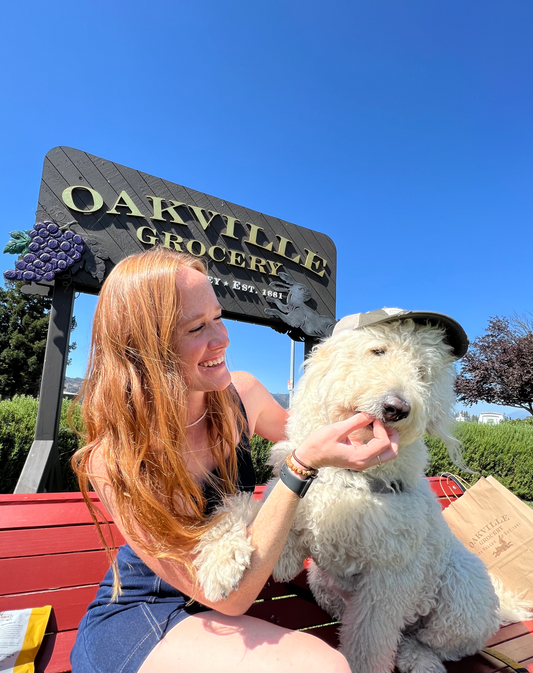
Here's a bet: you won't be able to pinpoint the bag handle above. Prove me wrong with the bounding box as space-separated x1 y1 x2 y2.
482 646 529 672
438 473 468 504
440 472 469 492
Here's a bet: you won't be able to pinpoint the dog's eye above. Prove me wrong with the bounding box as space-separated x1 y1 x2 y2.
370 348 386 356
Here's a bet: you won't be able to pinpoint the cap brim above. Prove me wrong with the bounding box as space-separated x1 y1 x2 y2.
335 310 469 359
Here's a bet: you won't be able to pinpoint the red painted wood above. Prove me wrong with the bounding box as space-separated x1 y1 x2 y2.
487 620 533 646
0 523 124 558
301 624 339 648
256 577 301 600
246 595 335 631
0 501 112 530
0 550 111 595
519 656 533 673
3 489 532 673
487 632 533 667
253 485 267 500
427 476 464 499
0 493 101 505
291 568 311 589
35 630 77 673
1 585 98 632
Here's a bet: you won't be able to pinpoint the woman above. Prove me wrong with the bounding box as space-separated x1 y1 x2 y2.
70 247 399 673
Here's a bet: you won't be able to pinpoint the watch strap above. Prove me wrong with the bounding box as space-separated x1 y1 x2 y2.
280 462 317 498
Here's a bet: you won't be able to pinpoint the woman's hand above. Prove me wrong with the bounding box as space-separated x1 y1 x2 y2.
294 413 399 471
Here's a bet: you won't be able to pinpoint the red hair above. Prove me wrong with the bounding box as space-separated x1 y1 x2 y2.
72 247 245 593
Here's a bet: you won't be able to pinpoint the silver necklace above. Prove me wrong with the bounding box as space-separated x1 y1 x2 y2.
186 408 207 428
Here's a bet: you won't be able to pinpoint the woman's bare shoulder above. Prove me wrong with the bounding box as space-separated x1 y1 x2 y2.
231 370 261 393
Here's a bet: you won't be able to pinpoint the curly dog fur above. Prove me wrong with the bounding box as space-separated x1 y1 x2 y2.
195 319 501 673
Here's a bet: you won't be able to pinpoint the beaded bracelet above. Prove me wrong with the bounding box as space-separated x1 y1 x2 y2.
291 450 318 475
285 454 318 479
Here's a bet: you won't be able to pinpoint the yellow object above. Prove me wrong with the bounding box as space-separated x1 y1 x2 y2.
0 606 51 673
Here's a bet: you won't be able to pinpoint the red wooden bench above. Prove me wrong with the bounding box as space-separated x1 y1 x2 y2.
1 480 532 673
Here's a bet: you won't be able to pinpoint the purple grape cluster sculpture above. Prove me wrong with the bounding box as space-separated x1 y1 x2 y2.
3 221 85 283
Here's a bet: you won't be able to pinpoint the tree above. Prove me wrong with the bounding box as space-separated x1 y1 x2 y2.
455 411 479 423
455 315 533 416
0 281 76 397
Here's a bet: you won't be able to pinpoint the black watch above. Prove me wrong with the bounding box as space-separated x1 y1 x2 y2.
279 462 317 498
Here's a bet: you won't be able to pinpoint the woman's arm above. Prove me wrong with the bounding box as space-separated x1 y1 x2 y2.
89 374 398 616
88 451 298 616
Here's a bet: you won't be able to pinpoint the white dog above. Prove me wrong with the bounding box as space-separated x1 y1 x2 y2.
195 309 502 673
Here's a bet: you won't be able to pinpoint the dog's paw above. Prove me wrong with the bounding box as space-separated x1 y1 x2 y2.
396 637 446 673
406 660 446 673
192 491 261 602
194 534 254 602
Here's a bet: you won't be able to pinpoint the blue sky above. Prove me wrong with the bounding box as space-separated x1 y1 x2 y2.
1 0 532 416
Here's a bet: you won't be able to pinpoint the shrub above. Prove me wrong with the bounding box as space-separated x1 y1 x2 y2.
0 395 84 493
250 434 274 484
425 421 533 500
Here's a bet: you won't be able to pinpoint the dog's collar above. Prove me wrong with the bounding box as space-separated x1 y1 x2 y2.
367 477 404 494
344 471 404 493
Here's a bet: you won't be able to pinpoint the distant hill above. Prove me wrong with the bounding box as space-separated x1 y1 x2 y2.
64 379 291 410
272 393 289 409
64 377 84 394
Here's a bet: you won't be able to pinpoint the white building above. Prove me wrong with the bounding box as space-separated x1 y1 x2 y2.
478 412 505 425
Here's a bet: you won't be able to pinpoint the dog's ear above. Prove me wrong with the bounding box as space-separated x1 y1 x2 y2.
426 416 474 474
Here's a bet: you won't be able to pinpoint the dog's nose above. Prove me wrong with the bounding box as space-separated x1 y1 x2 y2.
382 396 411 422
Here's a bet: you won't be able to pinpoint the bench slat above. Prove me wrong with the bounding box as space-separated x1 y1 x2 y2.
0 550 111 595
0 502 111 530
2 488 532 673
486 620 533 646
36 630 77 673
426 476 465 499
0 493 101 504
1 585 99 632
256 577 304 600
0 524 124 558
246 595 336 631
299 623 339 648
482 632 533 666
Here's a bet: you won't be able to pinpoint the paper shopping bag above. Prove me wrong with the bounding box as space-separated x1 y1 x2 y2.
442 476 533 600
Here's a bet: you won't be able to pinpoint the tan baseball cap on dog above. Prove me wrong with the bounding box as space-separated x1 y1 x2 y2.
333 308 469 359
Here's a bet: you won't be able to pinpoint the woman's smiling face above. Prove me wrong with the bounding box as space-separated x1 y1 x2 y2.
177 266 231 394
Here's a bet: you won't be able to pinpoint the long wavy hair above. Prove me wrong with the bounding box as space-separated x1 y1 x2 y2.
72 247 246 595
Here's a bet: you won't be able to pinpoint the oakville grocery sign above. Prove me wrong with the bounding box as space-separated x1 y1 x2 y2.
7 147 337 493
9 146 337 341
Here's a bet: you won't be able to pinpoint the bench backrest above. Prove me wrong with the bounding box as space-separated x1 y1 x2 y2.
1 492 125 673
0 479 462 673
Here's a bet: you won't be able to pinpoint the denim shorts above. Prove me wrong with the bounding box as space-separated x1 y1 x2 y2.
71 544 210 673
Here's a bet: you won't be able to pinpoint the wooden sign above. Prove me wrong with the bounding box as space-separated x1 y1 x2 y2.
32 147 337 340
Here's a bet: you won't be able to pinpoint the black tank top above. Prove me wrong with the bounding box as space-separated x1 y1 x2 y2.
201 391 256 515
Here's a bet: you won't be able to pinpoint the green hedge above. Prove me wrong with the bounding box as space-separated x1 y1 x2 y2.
6 396 529 500
251 422 533 499
426 420 533 500
0 396 276 493
250 434 275 484
0 395 84 493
